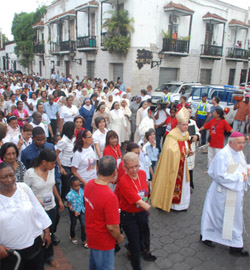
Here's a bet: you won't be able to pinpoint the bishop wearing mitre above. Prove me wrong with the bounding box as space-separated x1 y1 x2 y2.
151 107 192 212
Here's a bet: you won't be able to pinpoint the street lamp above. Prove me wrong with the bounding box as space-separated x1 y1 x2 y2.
151 51 165 69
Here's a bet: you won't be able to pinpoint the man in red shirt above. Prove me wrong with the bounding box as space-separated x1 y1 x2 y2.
233 95 249 133
84 156 124 270
119 152 156 270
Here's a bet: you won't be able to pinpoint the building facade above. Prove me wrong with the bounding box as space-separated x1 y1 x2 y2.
27 0 250 91
0 41 27 74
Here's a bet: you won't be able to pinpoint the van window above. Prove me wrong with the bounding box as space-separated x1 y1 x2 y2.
155 84 181 93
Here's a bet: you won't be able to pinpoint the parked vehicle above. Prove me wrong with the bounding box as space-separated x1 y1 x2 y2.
188 85 241 125
151 81 201 105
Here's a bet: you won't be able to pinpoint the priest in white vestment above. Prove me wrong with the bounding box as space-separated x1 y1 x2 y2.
200 131 250 256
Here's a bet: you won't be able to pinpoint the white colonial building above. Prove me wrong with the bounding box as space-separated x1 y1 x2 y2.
28 0 250 91
0 41 26 74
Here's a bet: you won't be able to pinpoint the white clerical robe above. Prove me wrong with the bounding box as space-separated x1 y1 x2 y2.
201 144 250 247
171 140 190 211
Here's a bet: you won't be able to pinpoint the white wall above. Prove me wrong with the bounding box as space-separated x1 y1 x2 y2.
29 0 250 92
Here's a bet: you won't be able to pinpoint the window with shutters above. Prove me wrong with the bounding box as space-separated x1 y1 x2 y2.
200 69 211 84
228 69 235 85
112 63 123 82
87 61 95 78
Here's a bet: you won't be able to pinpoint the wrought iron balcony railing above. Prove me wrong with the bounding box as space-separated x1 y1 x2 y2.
227 47 249 59
162 38 189 53
77 36 96 48
201 44 223 56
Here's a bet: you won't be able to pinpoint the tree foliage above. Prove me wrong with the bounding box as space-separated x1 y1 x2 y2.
1 34 9 44
103 9 134 55
11 5 47 68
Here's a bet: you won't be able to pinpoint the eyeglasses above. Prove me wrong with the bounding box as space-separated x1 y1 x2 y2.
126 164 140 171
86 135 92 138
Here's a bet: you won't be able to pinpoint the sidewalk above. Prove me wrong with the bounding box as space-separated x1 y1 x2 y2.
45 246 73 270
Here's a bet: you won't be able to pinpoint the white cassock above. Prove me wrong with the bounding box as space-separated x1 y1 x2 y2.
171 140 191 211
109 109 127 144
201 144 250 247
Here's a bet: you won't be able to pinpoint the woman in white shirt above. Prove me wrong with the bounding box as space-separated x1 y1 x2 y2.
29 92 38 111
0 162 51 270
109 101 127 144
59 96 79 132
134 101 149 143
56 121 75 201
71 129 97 186
93 116 109 160
24 149 64 267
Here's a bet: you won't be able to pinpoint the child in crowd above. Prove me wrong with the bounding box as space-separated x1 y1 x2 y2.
54 134 62 145
66 176 88 248
143 128 159 174
164 107 178 136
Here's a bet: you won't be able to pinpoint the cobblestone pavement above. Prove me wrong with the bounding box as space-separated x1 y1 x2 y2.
47 143 250 270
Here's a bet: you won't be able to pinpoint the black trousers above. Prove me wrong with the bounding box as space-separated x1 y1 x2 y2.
69 210 86 242
47 119 57 143
121 211 150 270
43 207 57 264
196 118 207 145
0 236 43 270
189 170 194 189
61 166 72 201
155 126 166 152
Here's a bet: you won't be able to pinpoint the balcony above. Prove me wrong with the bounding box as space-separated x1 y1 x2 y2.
162 38 189 56
77 36 96 51
226 47 249 61
50 41 76 55
200 44 223 60
50 42 60 54
34 43 45 54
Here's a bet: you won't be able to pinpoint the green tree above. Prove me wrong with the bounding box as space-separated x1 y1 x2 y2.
11 6 47 68
1 34 9 45
102 9 134 54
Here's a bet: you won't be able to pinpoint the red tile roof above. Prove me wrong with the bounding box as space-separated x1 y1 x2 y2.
229 19 248 27
76 0 99 10
49 9 75 22
164 1 194 14
202 12 227 22
32 20 44 28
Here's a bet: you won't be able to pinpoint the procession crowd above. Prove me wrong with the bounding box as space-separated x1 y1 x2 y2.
0 71 249 270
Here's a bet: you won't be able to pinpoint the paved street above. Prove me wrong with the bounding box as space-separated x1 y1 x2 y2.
47 142 250 270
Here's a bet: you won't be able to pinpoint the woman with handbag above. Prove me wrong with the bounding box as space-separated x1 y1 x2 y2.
199 108 233 170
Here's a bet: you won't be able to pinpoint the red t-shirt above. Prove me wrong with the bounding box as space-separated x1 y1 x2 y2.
114 160 126 201
84 179 120 250
204 118 232 148
164 116 178 135
176 103 189 111
75 127 85 139
119 170 149 213
103 145 122 161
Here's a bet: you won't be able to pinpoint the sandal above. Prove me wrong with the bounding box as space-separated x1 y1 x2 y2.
70 237 78 244
83 242 89 249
